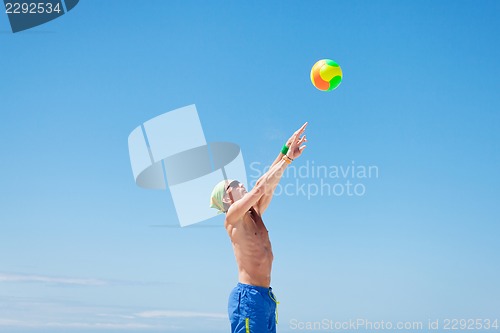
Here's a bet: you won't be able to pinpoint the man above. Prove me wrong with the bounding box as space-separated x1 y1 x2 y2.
210 122 308 333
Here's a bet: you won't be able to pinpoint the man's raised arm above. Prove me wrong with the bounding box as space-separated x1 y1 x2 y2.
226 152 290 222
226 122 308 221
255 122 308 215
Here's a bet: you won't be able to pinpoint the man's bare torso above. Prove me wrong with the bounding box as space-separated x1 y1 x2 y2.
225 207 273 288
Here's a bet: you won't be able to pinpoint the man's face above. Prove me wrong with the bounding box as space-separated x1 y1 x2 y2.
225 180 247 204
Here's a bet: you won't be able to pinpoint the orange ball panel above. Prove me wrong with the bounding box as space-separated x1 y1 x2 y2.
312 69 330 91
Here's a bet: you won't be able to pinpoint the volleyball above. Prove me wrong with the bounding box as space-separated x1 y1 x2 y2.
310 59 342 91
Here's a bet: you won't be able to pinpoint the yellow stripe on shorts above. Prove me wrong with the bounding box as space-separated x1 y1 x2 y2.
245 317 250 333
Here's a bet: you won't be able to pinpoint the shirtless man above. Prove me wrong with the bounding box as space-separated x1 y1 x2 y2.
210 122 307 333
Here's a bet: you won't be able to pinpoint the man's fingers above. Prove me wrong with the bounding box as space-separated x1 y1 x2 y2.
297 123 306 134
298 123 307 139
289 122 308 149
294 122 308 135
290 136 306 150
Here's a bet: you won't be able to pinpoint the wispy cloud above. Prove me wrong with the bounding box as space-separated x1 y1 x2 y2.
0 318 23 326
0 309 224 330
0 271 175 288
136 310 226 319
0 319 158 329
97 313 136 319
0 272 107 286
0 276 226 331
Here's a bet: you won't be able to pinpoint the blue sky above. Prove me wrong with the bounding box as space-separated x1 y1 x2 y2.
0 0 499 332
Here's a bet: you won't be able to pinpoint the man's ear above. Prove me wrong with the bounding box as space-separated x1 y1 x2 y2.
222 193 232 205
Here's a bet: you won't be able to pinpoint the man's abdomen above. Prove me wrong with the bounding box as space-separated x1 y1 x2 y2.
235 242 273 287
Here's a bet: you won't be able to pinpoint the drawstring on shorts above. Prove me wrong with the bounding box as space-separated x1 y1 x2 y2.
269 289 279 324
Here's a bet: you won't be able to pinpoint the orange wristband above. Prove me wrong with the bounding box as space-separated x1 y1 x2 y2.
282 155 293 164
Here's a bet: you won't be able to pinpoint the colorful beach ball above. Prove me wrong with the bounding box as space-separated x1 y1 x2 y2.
310 59 343 91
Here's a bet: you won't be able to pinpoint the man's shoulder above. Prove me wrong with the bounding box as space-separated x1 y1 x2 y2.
224 212 243 228
226 204 250 222
225 208 256 229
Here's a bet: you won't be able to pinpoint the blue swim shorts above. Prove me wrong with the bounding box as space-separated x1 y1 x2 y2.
228 282 279 333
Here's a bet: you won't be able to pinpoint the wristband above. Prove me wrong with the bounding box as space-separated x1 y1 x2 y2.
282 155 293 164
281 144 289 155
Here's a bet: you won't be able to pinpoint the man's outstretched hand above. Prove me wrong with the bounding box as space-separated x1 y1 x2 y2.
286 122 308 160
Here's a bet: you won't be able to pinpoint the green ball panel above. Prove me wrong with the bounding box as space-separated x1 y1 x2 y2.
328 75 342 90
325 59 339 67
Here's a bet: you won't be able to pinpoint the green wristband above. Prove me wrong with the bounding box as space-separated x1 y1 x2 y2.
281 144 289 155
